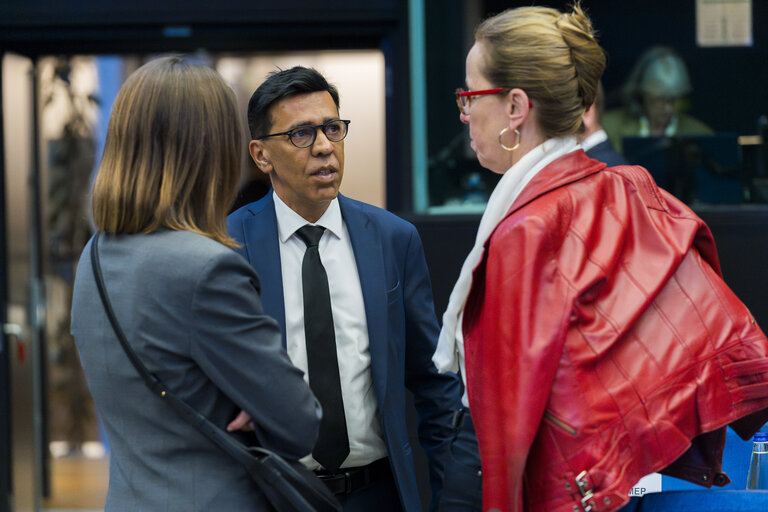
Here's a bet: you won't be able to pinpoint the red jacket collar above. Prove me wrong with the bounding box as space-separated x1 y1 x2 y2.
509 149 606 214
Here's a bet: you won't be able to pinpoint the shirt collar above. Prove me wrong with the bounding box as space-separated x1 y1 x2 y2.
638 115 679 137
273 191 344 243
580 128 608 153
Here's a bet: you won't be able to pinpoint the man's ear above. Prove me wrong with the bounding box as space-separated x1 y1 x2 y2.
249 140 273 175
582 103 597 132
505 88 532 130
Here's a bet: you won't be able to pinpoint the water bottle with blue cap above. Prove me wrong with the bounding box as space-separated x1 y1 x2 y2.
747 429 768 490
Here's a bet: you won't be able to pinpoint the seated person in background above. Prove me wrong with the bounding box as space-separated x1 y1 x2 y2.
603 46 712 153
580 82 627 167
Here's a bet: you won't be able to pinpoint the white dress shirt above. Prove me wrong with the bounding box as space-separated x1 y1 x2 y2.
580 128 609 153
273 192 388 470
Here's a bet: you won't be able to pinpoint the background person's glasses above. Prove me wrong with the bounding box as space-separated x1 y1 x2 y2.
256 119 351 148
454 88 510 115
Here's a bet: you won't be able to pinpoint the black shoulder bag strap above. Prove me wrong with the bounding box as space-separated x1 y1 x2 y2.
89 233 340 512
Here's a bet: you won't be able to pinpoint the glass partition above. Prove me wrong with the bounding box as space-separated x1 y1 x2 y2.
414 0 768 214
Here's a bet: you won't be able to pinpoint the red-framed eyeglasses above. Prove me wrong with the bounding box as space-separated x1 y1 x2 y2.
454 87 533 115
454 88 510 115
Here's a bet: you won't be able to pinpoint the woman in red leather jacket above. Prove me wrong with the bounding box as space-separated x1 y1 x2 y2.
433 4 768 512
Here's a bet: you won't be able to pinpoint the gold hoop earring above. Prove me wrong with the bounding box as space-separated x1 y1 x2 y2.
499 128 521 152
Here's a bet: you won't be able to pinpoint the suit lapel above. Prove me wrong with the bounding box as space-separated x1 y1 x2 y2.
339 195 389 396
242 195 288 346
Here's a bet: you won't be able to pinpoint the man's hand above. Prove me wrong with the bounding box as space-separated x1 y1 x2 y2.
226 410 255 432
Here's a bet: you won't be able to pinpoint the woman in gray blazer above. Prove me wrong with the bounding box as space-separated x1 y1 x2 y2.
70 56 321 511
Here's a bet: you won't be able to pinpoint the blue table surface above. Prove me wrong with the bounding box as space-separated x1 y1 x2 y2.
662 427 755 491
618 427 768 511
620 490 768 512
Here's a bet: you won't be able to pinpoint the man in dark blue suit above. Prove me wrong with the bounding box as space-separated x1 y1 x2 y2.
581 83 628 167
227 66 460 512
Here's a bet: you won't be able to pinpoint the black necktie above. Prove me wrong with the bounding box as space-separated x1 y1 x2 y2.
296 225 349 472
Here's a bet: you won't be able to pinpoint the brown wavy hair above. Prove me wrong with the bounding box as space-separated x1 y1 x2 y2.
475 2 606 138
92 56 241 247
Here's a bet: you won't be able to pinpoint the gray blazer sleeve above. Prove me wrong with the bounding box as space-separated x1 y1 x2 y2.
188 249 321 459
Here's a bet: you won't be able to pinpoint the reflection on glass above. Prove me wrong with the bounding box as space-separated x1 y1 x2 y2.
426 127 768 213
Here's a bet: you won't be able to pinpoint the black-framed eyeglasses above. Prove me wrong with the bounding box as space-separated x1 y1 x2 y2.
256 119 351 148
454 88 511 115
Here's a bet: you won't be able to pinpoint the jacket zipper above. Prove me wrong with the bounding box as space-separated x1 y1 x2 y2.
543 411 578 436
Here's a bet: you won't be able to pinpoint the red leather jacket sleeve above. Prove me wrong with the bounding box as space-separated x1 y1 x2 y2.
463 214 575 511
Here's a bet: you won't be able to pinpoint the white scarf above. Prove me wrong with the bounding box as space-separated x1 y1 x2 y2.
433 136 580 405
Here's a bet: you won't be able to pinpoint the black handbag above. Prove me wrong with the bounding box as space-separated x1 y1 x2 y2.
90 233 341 512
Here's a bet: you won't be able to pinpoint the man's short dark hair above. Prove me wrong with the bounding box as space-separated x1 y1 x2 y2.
247 66 340 140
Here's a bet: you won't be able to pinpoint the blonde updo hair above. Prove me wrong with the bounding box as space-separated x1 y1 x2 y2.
475 2 605 138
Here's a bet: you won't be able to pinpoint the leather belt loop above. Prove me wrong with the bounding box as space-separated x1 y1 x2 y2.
344 470 353 494
451 408 467 428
